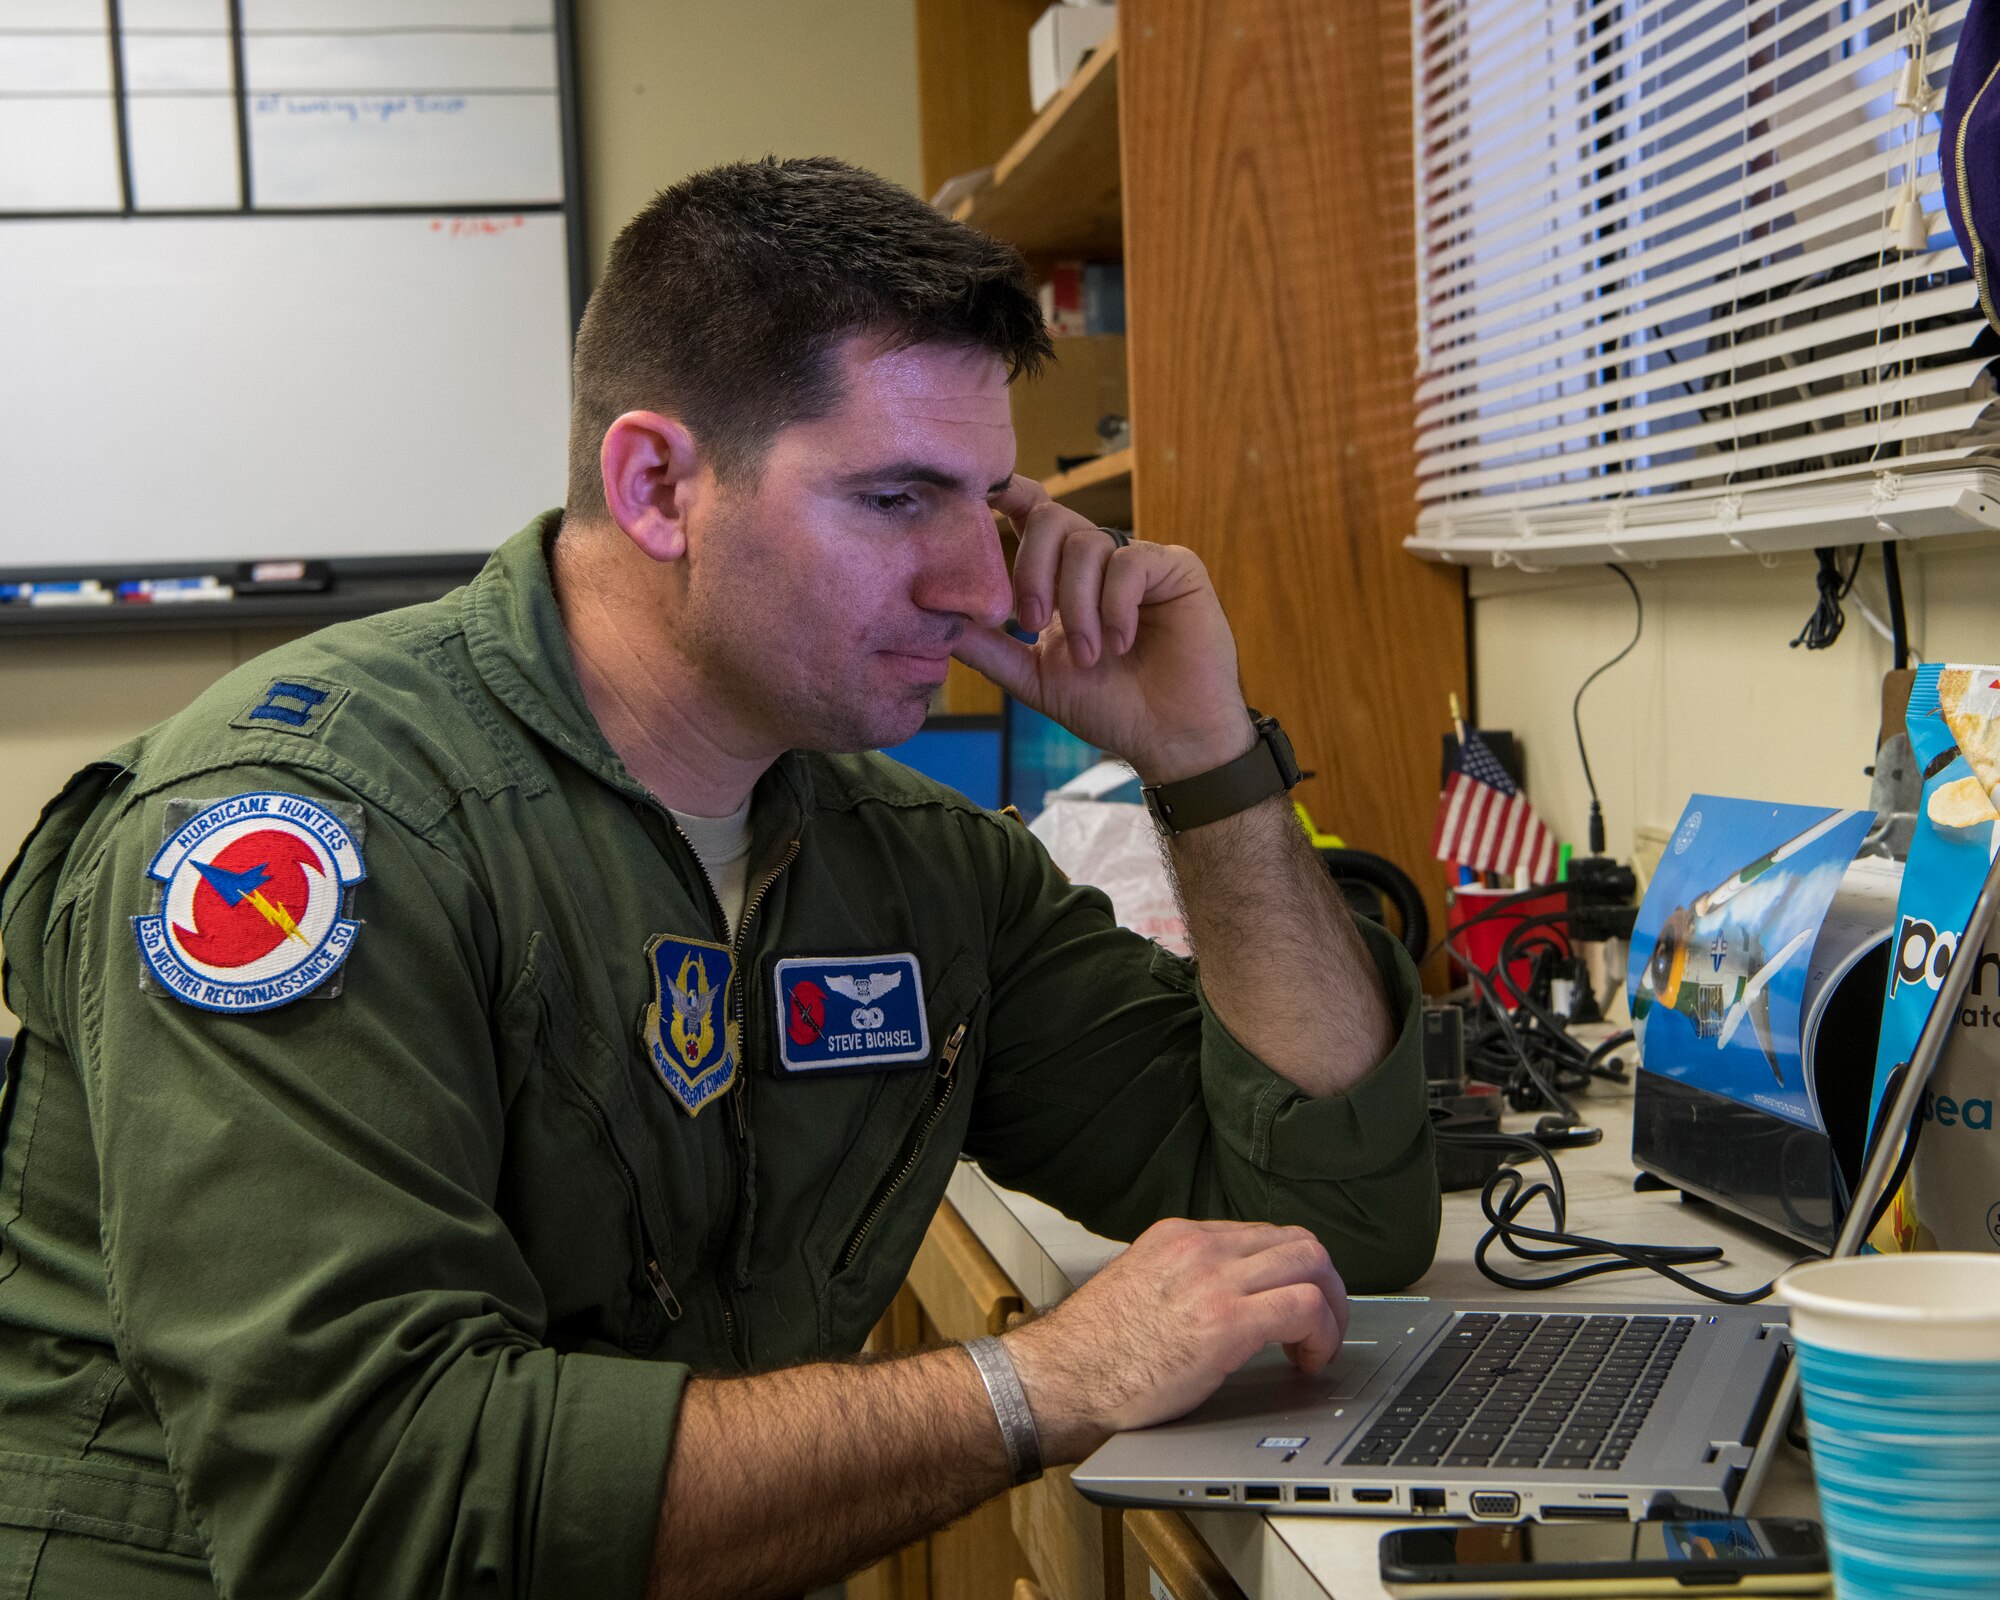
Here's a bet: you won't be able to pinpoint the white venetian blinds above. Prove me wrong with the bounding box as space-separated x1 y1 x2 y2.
1406 0 2000 568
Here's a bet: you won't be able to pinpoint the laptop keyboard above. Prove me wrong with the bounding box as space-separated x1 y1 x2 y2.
1340 1312 1696 1473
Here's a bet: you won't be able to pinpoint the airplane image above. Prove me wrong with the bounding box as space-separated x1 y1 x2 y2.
1631 810 1862 1085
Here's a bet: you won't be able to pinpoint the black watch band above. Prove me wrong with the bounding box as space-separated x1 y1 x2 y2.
1142 711 1302 835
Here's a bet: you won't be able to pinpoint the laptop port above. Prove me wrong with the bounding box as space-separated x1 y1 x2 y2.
1470 1492 1520 1519
1204 1486 1232 1499
1294 1486 1331 1503
1410 1488 1447 1513
1244 1485 1281 1503
1352 1488 1395 1504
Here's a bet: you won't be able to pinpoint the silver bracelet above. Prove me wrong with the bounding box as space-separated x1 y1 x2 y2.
964 1336 1044 1485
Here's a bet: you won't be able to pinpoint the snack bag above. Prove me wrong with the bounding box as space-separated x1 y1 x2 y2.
1867 664 2000 1252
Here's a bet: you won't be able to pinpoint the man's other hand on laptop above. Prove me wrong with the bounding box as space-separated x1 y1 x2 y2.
1003 1219 1351 1460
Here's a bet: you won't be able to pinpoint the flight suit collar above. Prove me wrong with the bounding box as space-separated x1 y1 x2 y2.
461 512 812 853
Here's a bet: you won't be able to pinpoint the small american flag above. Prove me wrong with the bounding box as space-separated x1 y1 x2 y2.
1432 729 1560 881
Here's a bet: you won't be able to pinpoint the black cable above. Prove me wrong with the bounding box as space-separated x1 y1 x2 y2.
1419 881 1565 968
1789 545 1863 651
1431 1125 1803 1304
1572 564 1642 855
1880 539 1909 670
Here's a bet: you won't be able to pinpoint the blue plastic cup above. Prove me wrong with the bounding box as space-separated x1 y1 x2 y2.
1775 1254 2000 1599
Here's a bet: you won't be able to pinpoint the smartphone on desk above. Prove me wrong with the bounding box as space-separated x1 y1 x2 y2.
1379 1516 1829 1597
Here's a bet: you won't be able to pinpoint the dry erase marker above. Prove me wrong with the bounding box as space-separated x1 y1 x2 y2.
116 577 234 603
0 580 112 606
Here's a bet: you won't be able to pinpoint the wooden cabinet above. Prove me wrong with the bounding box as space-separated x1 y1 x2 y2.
1121 1510 1247 1600
917 0 1467 974
849 1202 1123 1600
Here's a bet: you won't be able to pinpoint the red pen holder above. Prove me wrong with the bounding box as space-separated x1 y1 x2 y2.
1446 886 1569 1006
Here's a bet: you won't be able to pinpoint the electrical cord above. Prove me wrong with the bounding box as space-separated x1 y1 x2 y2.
1429 1035 1933 1306
1789 545 1863 651
1431 1124 1801 1304
1572 564 1643 855
1879 538 1909 670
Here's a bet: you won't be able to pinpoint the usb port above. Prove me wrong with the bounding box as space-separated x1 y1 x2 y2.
1294 1486 1331 1503
1204 1486 1232 1498
1352 1488 1394 1504
1244 1485 1281 1503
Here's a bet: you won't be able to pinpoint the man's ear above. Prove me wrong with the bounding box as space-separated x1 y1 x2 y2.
600 411 704 561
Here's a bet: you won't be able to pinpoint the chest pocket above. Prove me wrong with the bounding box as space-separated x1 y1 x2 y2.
493 932 685 1355
787 949 989 1348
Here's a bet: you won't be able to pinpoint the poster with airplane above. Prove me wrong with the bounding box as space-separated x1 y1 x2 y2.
1630 797 1874 1133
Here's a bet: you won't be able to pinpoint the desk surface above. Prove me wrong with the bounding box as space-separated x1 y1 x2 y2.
944 1073 1823 1600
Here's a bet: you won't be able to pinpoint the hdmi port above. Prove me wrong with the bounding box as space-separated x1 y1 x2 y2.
1352 1488 1395 1504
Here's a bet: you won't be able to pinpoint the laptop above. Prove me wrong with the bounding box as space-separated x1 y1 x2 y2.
1071 850 2000 1524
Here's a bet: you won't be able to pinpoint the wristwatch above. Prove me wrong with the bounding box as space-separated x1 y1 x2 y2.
1142 710 1303 835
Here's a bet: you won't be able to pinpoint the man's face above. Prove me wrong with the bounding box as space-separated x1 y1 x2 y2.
675 338 1017 754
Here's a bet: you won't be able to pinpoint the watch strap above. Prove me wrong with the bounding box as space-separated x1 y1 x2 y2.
1142 712 1302 835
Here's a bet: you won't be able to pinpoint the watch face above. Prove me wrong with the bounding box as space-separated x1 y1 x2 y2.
1260 717 1303 787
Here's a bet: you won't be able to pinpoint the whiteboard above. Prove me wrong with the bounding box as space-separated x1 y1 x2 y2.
0 0 575 571
0 213 572 565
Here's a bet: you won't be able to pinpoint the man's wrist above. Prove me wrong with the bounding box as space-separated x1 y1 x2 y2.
1127 713 1257 787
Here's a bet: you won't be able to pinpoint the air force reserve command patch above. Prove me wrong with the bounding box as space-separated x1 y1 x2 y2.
133 792 365 1013
643 934 738 1116
774 952 929 1076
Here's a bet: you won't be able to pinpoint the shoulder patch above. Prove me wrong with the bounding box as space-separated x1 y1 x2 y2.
133 792 366 1014
230 676 350 739
643 934 738 1115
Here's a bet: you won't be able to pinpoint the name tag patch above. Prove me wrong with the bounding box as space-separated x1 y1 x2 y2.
774 952 930 1076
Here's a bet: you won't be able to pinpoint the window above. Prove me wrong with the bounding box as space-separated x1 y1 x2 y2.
1407 0 1999 567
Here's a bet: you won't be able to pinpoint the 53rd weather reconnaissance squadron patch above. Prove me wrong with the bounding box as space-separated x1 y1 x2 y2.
133 792 366 1013
643 935 738 1116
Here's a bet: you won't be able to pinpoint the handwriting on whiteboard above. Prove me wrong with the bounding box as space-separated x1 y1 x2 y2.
254 96 470 125
431 216 528 239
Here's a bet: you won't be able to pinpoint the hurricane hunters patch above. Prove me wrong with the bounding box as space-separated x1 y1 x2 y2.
773 952 929 1077
643 934 738 1116
133 792 366 1014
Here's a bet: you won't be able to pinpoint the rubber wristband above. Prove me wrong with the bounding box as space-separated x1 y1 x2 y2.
964 1336 1044 1485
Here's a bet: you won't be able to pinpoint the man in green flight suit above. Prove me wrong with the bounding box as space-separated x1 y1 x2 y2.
0 158 1438 1599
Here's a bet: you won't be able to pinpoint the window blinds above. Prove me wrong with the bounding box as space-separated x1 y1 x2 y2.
1406 0 2000 568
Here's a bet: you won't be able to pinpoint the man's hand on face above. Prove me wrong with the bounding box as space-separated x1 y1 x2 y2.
948 476 1258 785
1000 1219 1352 1461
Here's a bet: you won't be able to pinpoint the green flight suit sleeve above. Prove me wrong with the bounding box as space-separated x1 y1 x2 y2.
57 770 679 1600
962 814 1439 1293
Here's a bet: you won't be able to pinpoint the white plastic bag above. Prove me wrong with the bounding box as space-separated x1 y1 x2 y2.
1027 761 1189 955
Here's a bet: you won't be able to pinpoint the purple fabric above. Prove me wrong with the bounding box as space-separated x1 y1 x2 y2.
1944 0 2000 324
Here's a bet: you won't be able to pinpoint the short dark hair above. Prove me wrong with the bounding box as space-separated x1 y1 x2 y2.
566 156 1052 510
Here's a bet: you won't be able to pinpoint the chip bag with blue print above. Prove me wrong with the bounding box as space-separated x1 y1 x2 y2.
1867 665 2000 1253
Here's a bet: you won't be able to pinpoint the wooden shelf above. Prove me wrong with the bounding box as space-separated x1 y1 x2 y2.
1043 446 1133 528
953 29 1122 257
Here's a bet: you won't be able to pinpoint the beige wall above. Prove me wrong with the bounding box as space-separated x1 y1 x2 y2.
575 0 922 270
1469 536 2000 877
0 0 925 1027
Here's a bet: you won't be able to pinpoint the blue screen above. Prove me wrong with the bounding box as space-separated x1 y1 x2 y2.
880 720 1003 810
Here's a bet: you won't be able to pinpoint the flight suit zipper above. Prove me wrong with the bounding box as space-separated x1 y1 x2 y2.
566 1073 683 1327
838 1019 970 1273
718 842 799 1363
665 817 800 1366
